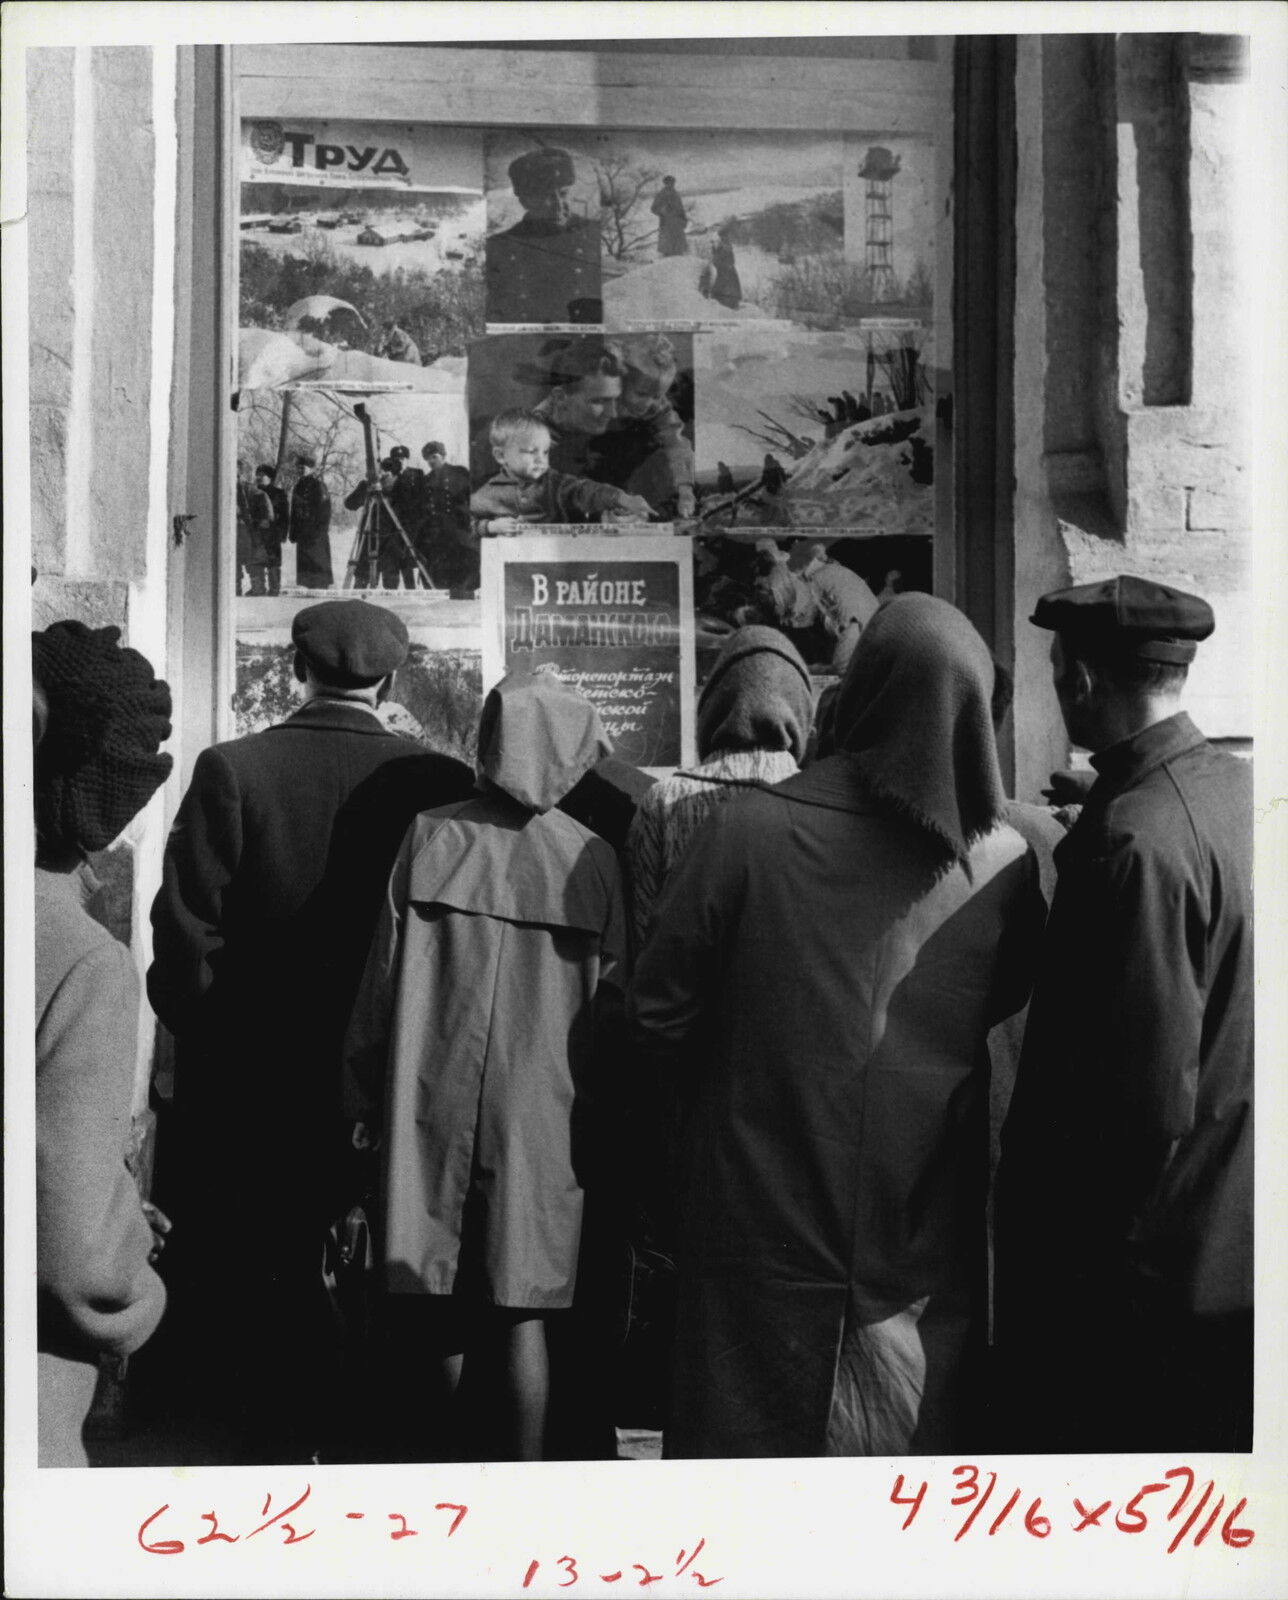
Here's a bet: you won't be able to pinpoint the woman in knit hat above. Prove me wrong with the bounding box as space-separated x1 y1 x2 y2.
625 625 813 954
629 593 1046 1459
32 620 173 1465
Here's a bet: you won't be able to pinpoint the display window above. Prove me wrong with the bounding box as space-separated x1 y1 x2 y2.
208 41 956 760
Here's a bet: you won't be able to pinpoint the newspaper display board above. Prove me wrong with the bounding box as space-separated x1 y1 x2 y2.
481 534 696 775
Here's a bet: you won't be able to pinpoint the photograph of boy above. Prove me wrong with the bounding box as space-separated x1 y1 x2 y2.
470 410 653 535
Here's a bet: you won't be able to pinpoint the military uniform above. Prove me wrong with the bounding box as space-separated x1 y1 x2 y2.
289 470 333 589
486 147 602 324
994 577 1253 1453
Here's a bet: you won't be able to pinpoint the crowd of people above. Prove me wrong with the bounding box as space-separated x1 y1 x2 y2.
32 573 1253 1467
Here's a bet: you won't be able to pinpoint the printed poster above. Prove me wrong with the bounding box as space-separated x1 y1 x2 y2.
481 535 696 773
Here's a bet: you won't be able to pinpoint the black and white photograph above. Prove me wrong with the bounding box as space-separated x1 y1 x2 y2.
239 118 485 389
467 331 696 522
234 386 476 595
587 130 843 330
6 11 1285 1600
484 132 604 326
694 325 935 529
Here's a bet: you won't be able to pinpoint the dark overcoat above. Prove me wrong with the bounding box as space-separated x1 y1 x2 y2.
484 216 603 324
290 474 333 588
994 712 1253 1450
628 757 1043 1458
148 701 474 1239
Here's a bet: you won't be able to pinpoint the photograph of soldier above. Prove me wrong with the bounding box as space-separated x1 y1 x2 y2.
238 119 485 389
236 456 279 597
467 332 695 521
235 386 469 595
417 441 479 595
694 326 934 530
289 452 334 589
343 456 423 591
484 141 603 326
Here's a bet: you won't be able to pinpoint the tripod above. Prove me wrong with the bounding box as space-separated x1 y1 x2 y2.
343 484 435 590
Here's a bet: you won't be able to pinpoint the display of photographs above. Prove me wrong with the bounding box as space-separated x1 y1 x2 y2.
692 530 931 685
584 130 843 332
839 133 938 326
693 326 934 531
234 386 475 598
484 133 604 327
234 610 483 766
238 120 485 390
466 331 695 523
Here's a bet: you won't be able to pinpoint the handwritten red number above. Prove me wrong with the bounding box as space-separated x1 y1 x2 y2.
523 1559 541 1588
1167 1481 1215 1554
988 1488 1021 1535
1115 1483 1166 1534
246 1485 315 1545
138 1504 184 1556
692 1577 724 1589
558 1554 580 1587
632 1566 663 1587
1165 1466 1195 1520
674 1539 706 1576
954 1471 997 1541
890 1473 928 1529
1221 1498 1256 1548
1024 1499 1051 1538
435 1502 469 1537
196 1510 238 1545
388 1513 418 1540
950 1464 981 1506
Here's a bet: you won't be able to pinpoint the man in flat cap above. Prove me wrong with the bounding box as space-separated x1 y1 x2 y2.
485 146 603 326
994 575 1252 1452
147 601 473 1461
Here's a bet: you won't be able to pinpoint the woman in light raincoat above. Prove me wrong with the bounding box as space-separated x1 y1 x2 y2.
343 671 625 1461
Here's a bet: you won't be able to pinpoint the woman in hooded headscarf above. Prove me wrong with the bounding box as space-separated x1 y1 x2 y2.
32 620 173 1465
626 625 813 954
628 593 1046 1458
343 671 625 1462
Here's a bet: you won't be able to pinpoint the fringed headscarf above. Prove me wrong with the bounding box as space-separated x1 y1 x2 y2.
32 621 173 856
697 625 813 762
831 593 1006 866
478 669 612 814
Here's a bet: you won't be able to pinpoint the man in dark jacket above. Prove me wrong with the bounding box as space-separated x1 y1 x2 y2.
994 575 1253 1453
288 452 333 589
485 147 602 325
147 601 474 1461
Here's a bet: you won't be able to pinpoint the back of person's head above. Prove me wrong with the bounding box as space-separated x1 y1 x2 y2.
291 599 409 696
477 669 612 813
256 463 277 482
832 592 1005 866
696 625 813 763
489 409 552 452
32 621 173 860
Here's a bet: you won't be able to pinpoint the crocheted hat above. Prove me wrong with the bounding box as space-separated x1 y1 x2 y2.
33 621 173 853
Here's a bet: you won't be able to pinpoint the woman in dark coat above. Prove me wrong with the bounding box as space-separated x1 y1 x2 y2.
629 594 1045 1458
709 227 742 310
32 621 172 1465
344 671 626 1460
651 177 689 257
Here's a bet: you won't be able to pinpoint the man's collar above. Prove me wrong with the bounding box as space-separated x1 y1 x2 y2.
1088 711 1206 790
282 698 389 734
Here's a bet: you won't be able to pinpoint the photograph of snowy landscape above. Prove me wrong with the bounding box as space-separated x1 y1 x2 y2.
586 130 845 331
693 326 934 531
238 119 485 389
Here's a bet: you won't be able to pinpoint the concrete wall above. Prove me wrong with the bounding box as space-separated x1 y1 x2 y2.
1011 33 1252 802
27 45 175 1119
